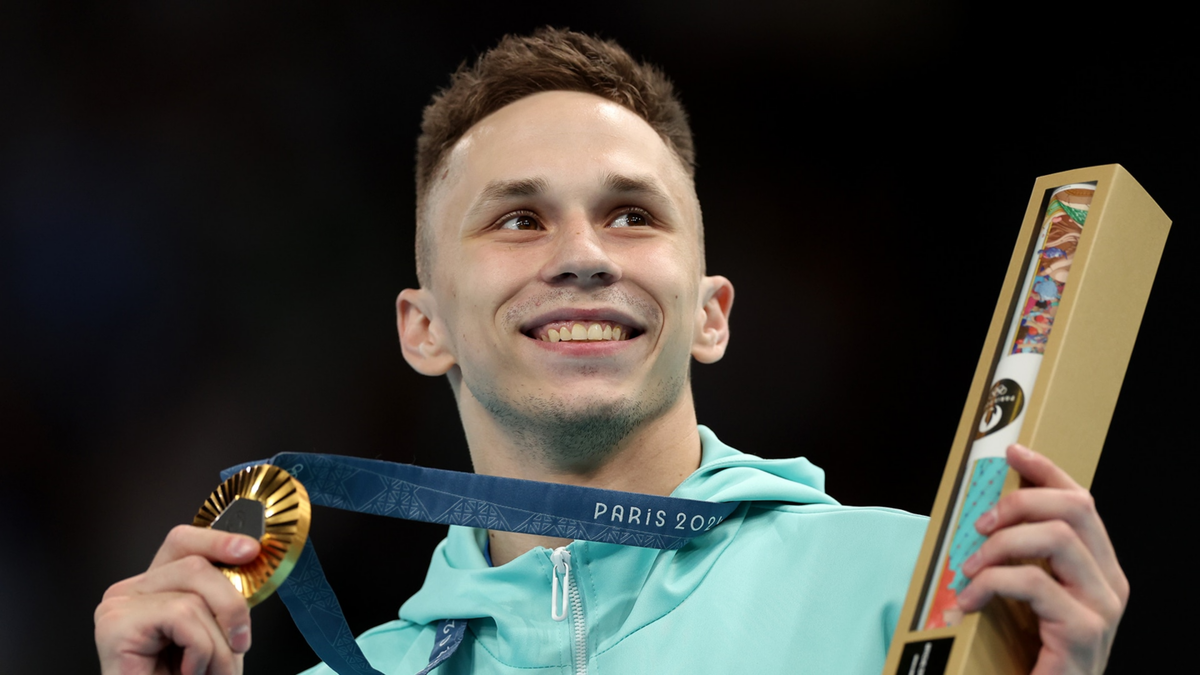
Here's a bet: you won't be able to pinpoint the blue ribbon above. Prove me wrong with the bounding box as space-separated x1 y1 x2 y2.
220 453 738 674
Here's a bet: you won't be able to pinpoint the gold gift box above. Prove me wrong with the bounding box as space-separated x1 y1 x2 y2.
882 164 1171 675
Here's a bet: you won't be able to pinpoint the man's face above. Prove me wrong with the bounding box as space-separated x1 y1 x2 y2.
407 91 730 453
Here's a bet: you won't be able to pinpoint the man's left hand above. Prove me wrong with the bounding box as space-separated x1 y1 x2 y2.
957 443 1129 675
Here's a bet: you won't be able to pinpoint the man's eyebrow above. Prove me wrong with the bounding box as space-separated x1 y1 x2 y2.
602 172 672 202
464 173 676 223
466 177 549 219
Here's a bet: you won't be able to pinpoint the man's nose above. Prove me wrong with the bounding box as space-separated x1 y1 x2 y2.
539 218 621 287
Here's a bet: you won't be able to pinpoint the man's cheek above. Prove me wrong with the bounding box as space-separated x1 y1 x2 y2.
478 263 535 297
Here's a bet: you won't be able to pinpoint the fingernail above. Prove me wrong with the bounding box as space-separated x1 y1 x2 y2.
229 536 257 558
229 624 252 653
1010 443 1032 459
962 551 980 576
975 508 996 533
956 587 976 611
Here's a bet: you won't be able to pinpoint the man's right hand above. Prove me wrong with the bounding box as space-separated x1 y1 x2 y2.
95 526 261 675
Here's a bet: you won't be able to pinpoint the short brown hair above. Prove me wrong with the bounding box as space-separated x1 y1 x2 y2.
414 27 696 286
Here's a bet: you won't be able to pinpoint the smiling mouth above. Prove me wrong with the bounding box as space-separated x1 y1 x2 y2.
526 320 639 343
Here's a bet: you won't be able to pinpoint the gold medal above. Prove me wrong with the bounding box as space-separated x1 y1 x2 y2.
193 464 311 607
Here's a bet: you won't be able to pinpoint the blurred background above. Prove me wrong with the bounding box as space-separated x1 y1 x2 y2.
1 2 1191 672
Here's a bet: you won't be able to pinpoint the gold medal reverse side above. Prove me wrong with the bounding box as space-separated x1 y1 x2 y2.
193 464 312 607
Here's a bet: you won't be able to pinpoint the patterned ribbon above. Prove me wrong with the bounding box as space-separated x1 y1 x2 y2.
219 453 738 674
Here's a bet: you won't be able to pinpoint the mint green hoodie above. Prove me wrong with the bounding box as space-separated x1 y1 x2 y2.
302 427 927 674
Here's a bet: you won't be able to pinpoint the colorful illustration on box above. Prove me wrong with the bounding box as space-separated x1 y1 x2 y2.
1011 187 1092 354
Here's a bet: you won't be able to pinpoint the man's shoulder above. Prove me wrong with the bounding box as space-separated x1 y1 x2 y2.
755 500 928 526
732 500 927 562
737 501 928 581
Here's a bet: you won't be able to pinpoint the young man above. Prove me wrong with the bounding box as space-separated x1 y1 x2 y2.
95 29 1127 674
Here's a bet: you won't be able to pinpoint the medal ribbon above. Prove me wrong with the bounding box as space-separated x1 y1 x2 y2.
219 453 738 674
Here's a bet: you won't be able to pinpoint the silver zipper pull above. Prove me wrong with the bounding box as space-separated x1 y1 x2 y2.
550 547 571 622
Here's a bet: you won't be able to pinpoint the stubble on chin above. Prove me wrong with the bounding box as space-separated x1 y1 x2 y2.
474 372 688 472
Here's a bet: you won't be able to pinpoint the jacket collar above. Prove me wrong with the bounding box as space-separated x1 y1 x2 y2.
398 426 836 666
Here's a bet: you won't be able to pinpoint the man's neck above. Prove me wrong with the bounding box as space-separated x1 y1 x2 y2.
458 390 704 566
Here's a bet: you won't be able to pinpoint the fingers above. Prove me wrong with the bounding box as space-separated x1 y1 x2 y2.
955 565 1112 674
976 445 1128 604
1003 443 1080 491
96 525 260 675
955 445 1127 673
958 563 1070 619
151 525 261 570
107 555 254 652
959 520 1122 619
96 592 243 675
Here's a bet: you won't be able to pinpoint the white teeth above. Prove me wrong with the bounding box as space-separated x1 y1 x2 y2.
536 321 633 342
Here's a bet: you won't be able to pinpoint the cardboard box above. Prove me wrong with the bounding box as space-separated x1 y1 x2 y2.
882 165 1170 675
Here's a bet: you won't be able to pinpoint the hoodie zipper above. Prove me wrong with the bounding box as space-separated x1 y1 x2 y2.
550 547 588 675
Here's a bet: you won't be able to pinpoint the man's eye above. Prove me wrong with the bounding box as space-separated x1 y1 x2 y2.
498 213 540 230
610 210 651 228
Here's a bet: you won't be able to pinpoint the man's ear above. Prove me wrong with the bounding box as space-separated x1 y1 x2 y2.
397 288 456 376
692 275 734 364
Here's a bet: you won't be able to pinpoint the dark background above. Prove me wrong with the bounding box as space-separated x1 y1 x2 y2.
1 2 1191 673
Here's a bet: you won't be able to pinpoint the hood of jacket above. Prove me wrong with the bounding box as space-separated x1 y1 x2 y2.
396 426 839 668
